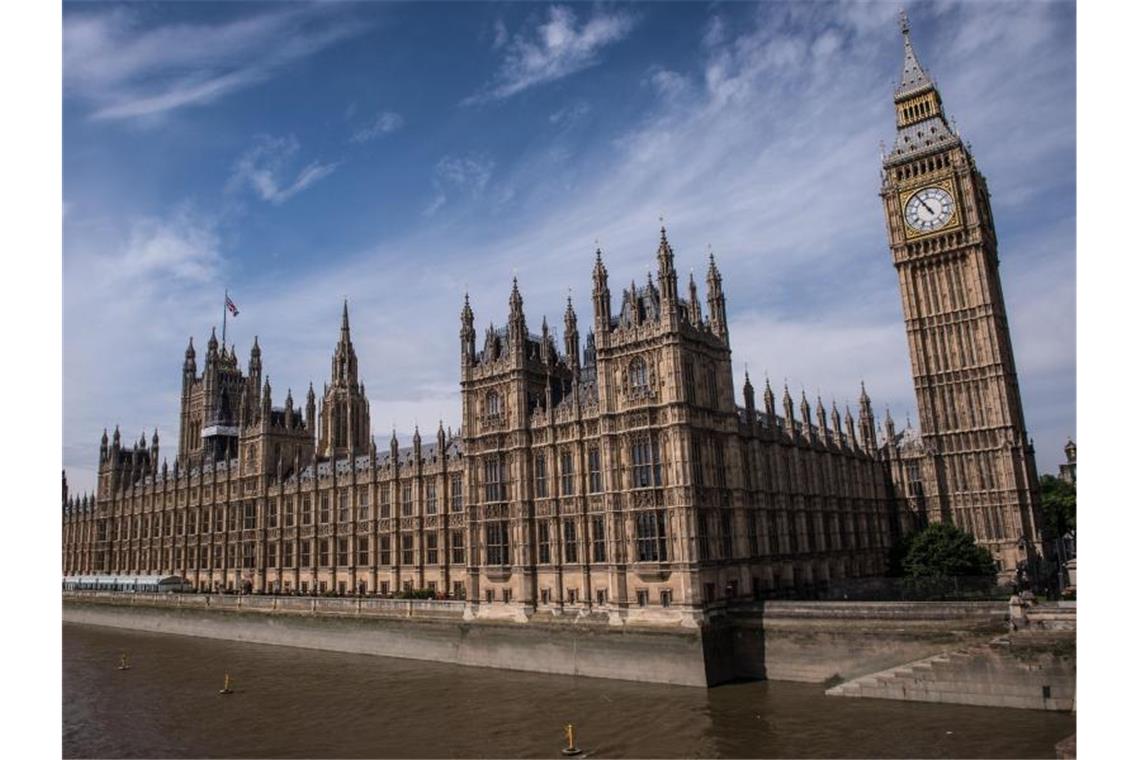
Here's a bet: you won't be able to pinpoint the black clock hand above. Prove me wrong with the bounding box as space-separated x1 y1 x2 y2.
917 196 935 215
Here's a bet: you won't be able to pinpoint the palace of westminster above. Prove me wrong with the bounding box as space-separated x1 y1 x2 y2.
61 17 1046 621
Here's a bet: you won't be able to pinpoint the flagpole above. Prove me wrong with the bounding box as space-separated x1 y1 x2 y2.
222 288 228 348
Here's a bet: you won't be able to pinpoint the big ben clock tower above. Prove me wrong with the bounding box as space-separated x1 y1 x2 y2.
881 11 1043 578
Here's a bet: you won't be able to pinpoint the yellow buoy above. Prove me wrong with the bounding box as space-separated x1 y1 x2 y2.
219 672 234 695
117 653 130 671
561 723 582 756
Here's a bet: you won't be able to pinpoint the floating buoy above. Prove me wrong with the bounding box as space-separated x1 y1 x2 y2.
117 653 130 671
219 673 234 695
561 723 582 756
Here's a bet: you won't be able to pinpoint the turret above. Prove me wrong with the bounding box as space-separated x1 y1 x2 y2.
507 277 526 352
844 406 858 450
858 381 877 453
460 292 476 365
1064 438 1076 464
207 327 219 363
389 428 399 464
183 337 197 377
800 390 812 437
816 396 828 440
306 382 316 434
540 315 551 366
248 336 262 390
412 425 422 462
99 428 109 463
706 252 728 343
782 384 795 434
261 376 272 417
884 407 897 450
831 401 842 438
437 420 446 453
743 371 756 422
656 225 679 309
284 388 295 428
592 249 611 334
687 272 702 325
763 377 776 419
563 295 580 373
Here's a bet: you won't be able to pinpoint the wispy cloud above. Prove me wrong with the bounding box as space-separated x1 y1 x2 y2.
465 5 636 103
424 154 495 216
64 5 364 122
62 3 1075 494
549 100 591 126
228 135 339 205
350 111 405 143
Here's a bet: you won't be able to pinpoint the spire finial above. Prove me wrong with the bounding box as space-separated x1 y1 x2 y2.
899 8 909 36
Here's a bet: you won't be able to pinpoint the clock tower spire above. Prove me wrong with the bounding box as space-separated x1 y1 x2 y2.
880 11 1043 580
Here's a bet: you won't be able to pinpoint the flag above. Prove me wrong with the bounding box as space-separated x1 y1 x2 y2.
226 295 239 317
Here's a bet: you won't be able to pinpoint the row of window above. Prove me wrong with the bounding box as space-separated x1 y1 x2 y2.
485 439 662 503
94 531 471 572
94 476 465 539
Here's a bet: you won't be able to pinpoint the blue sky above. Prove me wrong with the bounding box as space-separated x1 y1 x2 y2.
62 1 1076 495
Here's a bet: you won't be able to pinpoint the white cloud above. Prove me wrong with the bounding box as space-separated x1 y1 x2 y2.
228 135 339 205
466 5 636 103
646 67 690 100
424 154 495 215
64 5 364 122
351 111 405 143
549 100 591 125
62 4 1075 494
492 18 509 50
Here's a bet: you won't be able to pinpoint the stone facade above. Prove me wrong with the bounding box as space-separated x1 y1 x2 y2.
62 15 1047 609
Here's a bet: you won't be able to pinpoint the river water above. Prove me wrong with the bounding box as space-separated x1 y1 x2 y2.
64 624 1073 758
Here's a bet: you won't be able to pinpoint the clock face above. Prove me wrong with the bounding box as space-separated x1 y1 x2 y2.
904 186 955 232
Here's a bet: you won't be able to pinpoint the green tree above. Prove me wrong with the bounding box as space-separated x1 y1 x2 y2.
1039 474 1076 540
900 521 996 585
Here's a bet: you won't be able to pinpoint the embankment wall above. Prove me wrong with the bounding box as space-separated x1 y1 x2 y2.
63 593 1011 688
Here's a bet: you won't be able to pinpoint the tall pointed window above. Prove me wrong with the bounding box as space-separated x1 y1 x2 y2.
485 390 502 419
631 436 662 488
629 357 649 393
636 510 668 562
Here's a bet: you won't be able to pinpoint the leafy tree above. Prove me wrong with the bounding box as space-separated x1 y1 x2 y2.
1039 474 1076 540
900 521 996 584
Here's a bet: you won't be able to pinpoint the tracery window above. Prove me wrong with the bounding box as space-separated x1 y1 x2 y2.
538 522 551 564
631 436 661 488
486 521 509 565
563 521 578 564
636 510 668 562
450 475 463 512
535 454 548 498
587 448 602 493
484 457 505 502
485 390 502 418
560 452 574 496
629 357 649 393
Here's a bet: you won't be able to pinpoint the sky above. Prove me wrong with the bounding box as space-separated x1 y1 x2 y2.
62 0 1076 496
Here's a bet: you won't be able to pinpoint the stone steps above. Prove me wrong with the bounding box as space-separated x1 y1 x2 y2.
824 640 1074 711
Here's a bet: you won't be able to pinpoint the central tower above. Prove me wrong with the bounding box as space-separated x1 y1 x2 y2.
880 12 1042 577
318 301 371 458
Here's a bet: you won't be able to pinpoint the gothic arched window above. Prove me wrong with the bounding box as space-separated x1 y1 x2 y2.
629 357 648 393
485 390 502 418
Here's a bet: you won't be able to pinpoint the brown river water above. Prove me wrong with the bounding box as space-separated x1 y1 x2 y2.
63 623 1074 759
